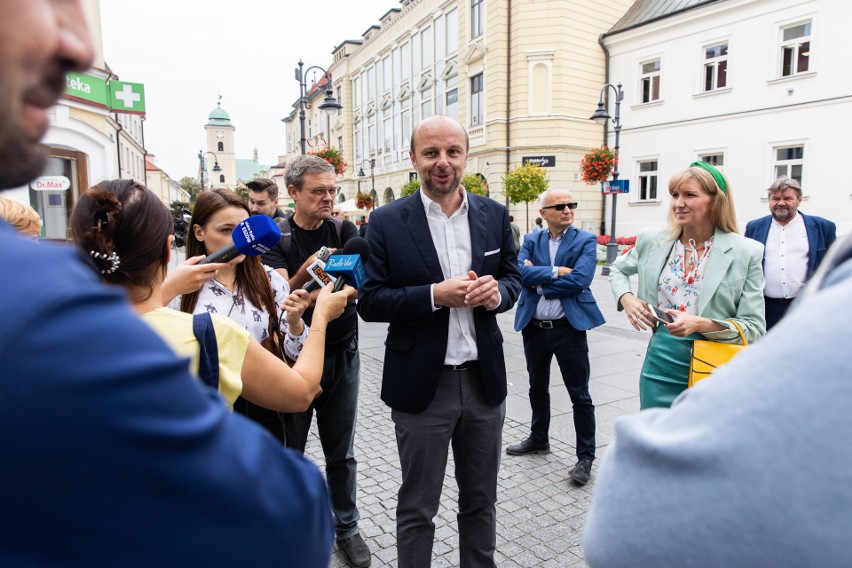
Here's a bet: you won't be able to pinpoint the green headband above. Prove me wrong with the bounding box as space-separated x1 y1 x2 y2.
690 161 727 194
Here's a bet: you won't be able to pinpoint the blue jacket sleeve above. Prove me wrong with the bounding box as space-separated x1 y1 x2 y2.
492 206 522 313
357 207 437 324
518 235 554 288
0 236 334 566
540 233 598 299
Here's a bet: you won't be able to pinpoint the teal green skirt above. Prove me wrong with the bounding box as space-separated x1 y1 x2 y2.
639 325 703 409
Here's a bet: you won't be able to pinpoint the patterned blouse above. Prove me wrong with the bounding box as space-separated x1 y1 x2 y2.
170 265 308 361
657 237 714 315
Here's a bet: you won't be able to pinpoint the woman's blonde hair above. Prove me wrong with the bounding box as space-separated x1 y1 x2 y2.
666 166 738 235
0 196 41 237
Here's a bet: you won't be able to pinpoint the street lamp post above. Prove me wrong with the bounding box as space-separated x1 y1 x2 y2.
295 60 343 155
589 82 624 276
198 150 222 191
357 158 376 196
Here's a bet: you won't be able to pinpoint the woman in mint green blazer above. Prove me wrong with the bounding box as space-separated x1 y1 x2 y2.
610 163 766 409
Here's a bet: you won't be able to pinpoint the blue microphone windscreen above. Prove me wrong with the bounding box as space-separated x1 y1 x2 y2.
232 215 282 256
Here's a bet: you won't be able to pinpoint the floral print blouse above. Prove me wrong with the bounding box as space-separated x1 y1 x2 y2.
657 237 714 315
170 265 308 361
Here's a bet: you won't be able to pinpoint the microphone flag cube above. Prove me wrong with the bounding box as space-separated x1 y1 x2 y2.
324 254 366 289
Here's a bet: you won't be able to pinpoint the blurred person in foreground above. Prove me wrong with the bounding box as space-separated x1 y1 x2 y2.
608 162 765 409
0 195 40 238
584 232 852 568
0 1 334 565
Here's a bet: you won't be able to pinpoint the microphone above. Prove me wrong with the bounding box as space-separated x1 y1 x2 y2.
302 247 337 292
198 215 281 265
324 237 371 292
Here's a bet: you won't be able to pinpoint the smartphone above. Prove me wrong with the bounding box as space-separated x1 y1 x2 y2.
649 305 676 324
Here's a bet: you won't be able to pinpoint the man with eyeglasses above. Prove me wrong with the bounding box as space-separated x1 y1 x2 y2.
262 154 371 568
507 188 604 486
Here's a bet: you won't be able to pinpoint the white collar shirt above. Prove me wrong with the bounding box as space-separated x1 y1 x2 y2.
534 228 568 321
420 189 477 365
764 213 809 299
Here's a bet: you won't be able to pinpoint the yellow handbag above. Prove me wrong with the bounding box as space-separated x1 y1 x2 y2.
688 320 747 387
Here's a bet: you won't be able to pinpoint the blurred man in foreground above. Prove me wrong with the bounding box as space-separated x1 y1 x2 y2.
0 2 333 565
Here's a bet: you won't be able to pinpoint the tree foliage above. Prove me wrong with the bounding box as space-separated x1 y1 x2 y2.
178 176 202 205
400 178 421 197
400 174 489 198
233 183 249 203
502 163 549 205
461 173 488 196
169 200 190 218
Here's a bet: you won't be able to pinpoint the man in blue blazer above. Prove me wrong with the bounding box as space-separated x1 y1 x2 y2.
359 116 520 567
507 188 605 486
745 177 836 329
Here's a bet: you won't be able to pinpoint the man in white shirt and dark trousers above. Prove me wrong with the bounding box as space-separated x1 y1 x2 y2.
745 177 836 329
358 116 520 567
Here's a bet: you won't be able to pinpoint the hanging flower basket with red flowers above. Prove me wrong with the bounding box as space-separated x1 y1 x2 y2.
355 192 374 210
580 146 617 185
310 147 347 176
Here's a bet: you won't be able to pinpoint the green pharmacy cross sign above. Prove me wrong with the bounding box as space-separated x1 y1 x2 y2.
109 81 145 114
64 72 146 115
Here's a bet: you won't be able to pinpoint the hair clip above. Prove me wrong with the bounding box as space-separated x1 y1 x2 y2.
90 250 120 274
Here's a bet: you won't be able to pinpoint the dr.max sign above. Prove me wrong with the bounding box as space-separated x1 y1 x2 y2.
31 176 71 191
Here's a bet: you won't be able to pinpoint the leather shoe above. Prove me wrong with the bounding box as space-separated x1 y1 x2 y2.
569 458 593 485
506 437 551 456
338 533 371 568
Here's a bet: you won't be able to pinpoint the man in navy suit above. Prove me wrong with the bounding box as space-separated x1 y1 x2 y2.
506 188 605 486
745 177 836 329
358 115 520 567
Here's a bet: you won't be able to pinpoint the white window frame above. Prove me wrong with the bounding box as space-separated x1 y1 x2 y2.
697 151 725 170
470 73 484 126
635 159 660 202
471 0 484 39
779 21 811 78
639 58 661 104
772 143 805 185
703 42 728 92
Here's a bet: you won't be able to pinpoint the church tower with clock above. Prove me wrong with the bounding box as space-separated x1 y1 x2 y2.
203 99 236 188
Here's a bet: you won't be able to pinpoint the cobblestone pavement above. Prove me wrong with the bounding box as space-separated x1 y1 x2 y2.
307 273 648 567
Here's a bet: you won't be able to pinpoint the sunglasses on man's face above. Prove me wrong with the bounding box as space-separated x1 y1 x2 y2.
542 202 578 211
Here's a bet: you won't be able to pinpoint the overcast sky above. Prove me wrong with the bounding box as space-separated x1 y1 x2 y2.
100 0 399 181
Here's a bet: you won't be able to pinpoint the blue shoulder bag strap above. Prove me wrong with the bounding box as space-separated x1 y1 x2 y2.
192 312 220 391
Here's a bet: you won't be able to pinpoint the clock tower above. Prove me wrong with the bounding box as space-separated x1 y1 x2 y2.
203 99 236 188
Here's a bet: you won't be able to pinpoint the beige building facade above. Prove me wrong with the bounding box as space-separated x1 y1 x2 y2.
285 0 633 232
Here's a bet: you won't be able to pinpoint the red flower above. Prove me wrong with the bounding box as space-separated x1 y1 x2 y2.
580 146 617 185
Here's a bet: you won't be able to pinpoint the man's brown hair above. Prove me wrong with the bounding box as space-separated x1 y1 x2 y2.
246 178 278 200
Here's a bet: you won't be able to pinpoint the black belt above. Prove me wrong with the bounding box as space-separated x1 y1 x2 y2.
765 296 794 305
530 318 569 329
443 360 480 371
